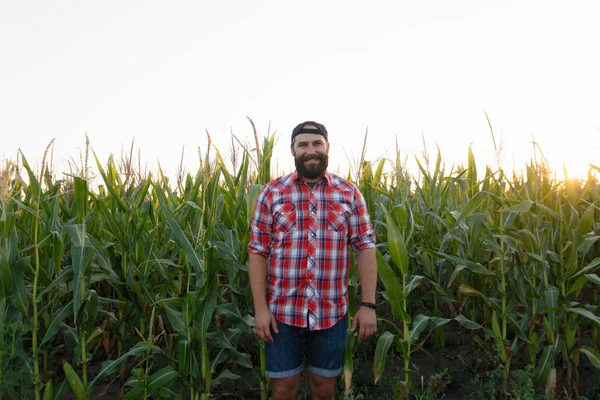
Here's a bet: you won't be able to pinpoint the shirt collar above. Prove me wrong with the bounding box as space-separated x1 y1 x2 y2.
291 171 332 186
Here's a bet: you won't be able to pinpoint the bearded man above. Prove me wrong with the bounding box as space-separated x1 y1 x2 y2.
248 121 378 400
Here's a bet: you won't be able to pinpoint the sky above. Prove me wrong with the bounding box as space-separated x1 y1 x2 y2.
1 0 599 183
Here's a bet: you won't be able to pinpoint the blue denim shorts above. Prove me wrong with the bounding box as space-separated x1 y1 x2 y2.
265 314 348 379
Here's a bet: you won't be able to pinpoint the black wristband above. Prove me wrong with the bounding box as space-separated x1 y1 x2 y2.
360 301 377 310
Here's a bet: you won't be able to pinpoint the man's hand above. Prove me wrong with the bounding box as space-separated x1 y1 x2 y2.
350 306 377 342
254 308 279 343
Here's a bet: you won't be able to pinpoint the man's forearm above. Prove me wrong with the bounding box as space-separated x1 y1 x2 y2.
356 247 377 303
248 253 269 311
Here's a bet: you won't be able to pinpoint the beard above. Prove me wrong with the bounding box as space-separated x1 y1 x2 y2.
294 152 329 180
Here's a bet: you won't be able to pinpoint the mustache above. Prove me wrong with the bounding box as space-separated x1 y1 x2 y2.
300 155 325 161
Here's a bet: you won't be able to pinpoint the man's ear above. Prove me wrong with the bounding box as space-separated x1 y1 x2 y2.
290 145 295 156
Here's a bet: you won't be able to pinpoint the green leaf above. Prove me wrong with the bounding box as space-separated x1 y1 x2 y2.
194 284 218 342
212 369 242 386
456 191 488 223
533 344 558 389
405 275 424 295
453 314 492 337
545 288 559 328
165 305 188 339
577 203 594 242
11 259 29 315
155 187 205 288
178 340 190 380
426 250 494 276
92 151 127 211
66 224 86 247
72 245 94 320
39 266 73 298
585 273 600 287
88 342 161 393
214 303 252 332
409 314 430 342
41 300 74 345
578 345 600 369
19 153 41 198
382 205 409 276
573 257 600 279
567 307 600 327
146 366 179 394
506 310 528 341
409 314 450 342
459 285 498 311
0 247 12 300
376 250 410 323
447 265 467 288
61 360 85 400
501 200 533 213
568 275 591 295
73 175 87 223
373 331 395 384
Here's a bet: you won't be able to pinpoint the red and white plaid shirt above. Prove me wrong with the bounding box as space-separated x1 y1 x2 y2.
248 171 376 330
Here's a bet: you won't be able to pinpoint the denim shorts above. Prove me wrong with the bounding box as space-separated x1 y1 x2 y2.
265 313 348 379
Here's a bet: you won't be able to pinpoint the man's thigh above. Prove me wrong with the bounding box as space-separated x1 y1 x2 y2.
265 320 304 379
306 313 348 378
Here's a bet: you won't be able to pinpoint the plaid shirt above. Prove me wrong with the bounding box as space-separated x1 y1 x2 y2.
248 171 376 330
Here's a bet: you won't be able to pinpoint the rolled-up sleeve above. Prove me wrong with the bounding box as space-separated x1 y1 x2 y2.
348 189 376 252
248 188 273 258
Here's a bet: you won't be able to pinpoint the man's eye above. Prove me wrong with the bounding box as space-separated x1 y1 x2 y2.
298 143 307 147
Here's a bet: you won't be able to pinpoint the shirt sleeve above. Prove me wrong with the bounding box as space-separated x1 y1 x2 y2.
248 186 273 258
347 187 376 252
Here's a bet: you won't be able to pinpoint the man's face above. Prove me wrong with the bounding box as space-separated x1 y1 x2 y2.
291 132 329 181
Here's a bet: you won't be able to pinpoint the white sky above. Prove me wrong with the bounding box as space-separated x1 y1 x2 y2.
2 0 599 182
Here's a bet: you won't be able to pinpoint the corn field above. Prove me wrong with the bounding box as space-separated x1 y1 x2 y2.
0 129 599 400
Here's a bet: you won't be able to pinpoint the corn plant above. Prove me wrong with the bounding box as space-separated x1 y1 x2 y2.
1 125 599 399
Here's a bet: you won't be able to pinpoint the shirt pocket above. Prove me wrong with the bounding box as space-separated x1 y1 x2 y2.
273 203 297 233
327 203 351 233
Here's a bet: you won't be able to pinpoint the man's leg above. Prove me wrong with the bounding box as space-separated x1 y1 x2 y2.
308 372 336 400
271 375 302 400
265 320 305 399
306 314 348 400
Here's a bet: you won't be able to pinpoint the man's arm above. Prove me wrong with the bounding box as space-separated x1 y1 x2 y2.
351 247 377 341
248 253 278 342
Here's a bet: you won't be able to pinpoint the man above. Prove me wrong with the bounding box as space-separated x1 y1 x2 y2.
248 121 377 400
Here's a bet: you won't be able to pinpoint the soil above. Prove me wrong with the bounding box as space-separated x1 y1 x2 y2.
61 323 600 399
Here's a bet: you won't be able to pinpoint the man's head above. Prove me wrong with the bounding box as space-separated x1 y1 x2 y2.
290 121 329 182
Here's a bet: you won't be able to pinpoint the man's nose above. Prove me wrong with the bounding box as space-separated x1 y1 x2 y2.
306 145 318 154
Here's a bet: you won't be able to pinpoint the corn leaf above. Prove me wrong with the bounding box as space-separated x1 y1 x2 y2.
501 200 533 213
381 205 409 276
533 343 560 389
578 346 600 369
41 300 74 345
373 331 395 384
567 307 600 327
72 245 94 319
376 249 410 322
212 369 242 386
11 259 29 315
154 187 204 288
0 247 12 300
88 342 162 393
